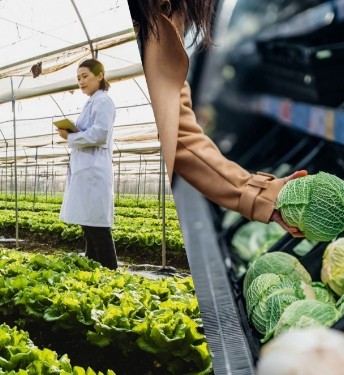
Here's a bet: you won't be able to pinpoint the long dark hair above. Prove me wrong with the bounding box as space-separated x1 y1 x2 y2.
127 0 216 49
78 58 110 91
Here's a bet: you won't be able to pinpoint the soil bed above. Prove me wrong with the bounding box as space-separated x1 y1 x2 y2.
0 227 190 272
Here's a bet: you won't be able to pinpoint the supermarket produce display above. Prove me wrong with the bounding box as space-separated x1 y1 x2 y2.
173 0 344 373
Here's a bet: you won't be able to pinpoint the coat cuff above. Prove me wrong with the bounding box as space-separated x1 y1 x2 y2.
237 172 285 223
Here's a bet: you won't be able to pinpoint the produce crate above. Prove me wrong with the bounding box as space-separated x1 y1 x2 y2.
227 232 343 364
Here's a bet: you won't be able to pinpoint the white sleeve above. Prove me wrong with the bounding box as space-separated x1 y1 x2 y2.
68 96 115 148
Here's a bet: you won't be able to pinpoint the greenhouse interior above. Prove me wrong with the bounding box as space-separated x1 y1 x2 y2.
1 0 344 375
0 0 170 202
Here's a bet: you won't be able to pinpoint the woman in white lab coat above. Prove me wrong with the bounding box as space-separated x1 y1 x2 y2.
58 58 118 270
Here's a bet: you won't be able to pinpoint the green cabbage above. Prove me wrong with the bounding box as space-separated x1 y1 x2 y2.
311 282 337 305
246 273 314 342
243 252 312 299
231 221 285 263
274 300 342 338
275 172 344 241
321 238 344 296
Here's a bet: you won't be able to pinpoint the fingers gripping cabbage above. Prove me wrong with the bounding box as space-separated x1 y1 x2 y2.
275 172 344 242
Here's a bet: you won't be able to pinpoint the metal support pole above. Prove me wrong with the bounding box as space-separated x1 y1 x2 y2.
113 142 121 203
136 155 142 204
143 157 147 199
160 151 167 268
33 146 38 208
0 130 8 207
70 0 95 57
45 163 49 201
10 77 19 248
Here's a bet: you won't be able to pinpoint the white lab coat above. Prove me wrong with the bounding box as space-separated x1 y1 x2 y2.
59 90 116 227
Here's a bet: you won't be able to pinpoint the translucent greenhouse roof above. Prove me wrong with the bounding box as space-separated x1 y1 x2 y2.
0 0 162 179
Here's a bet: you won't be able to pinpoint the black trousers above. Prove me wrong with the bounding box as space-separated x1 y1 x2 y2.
82 226 118 270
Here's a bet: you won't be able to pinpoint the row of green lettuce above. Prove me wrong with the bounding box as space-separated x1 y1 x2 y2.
0 323 116 375
0 194 184 252
0 248 212 374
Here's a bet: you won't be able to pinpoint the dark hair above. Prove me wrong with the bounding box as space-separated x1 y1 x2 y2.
128 0 216 49
78 58 110 91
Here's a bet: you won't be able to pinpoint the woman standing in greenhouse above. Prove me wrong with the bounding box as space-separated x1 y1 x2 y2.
57 58 118 270
128 0 306 236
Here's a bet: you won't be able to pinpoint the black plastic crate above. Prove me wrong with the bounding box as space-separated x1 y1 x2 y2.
228 235 334 364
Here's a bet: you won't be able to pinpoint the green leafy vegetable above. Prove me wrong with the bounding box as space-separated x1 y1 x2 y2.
231 221 285 263
246 273 314 342
275 172 344 241
243 252 312 299
274 300 342 338
321 238 344 296
311 282 337 305
335 294 344 315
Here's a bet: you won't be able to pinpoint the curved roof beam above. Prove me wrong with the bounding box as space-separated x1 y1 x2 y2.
0 65 144 103
70 0 95 58
0 29 135 79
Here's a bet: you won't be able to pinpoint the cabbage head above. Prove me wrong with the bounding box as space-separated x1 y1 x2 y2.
243 251 312 299
311 282 337 305
275 172 344 242
321 238 344 296
246 273 315 342
231 221 285 263
274 299 342 338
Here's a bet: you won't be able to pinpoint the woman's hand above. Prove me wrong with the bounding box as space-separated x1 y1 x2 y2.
271 170 308 237
57 129 69 140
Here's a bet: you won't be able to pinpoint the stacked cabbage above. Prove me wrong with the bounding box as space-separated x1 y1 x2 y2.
244 252 315 342
244 250 344 343
275 172 344 241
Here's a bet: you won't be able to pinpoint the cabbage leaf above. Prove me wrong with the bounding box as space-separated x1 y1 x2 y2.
321 238 344 296
246 273 314 342
243 252 312 299
275 172 344 242
274 299 342 338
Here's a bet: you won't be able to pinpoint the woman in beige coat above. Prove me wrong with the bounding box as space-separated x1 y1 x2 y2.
128 0 306 236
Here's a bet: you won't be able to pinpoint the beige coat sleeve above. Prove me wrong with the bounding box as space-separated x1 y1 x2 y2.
173 82 286 223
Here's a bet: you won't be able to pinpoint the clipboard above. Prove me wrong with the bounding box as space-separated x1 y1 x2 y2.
53 118 79 133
